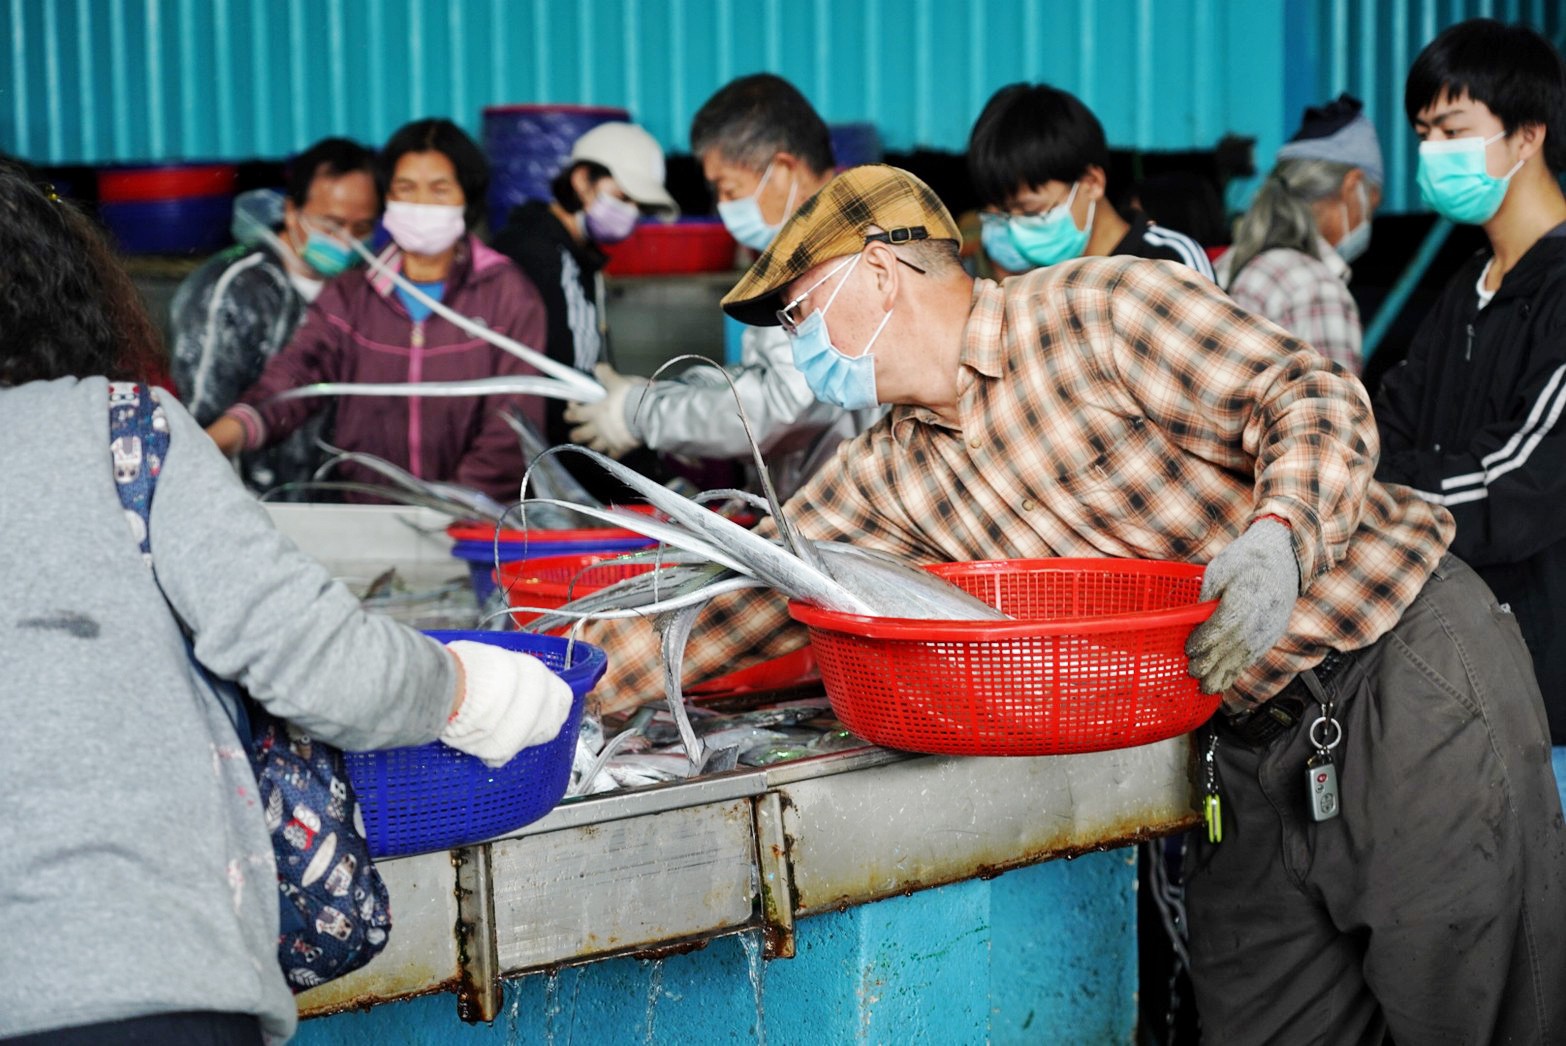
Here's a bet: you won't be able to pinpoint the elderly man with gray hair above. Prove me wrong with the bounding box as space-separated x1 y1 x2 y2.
563 74 878 499
1217 94 1385 373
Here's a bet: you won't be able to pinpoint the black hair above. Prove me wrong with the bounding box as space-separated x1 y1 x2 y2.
0 159 162 386
285 137 376 207
1405 19 1566 173
967 83 1111 208
376 118 490 229
689 73 835 176
1133 171 1228 247
550 161 612 213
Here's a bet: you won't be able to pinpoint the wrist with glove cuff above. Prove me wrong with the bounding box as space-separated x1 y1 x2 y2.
440 641 575 767
563 363 649 459
1186 518 1301 695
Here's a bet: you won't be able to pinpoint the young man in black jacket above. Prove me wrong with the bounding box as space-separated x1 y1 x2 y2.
1375 19 1566 792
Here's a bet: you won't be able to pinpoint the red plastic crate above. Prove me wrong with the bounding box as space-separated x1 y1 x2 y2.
601 220 737 275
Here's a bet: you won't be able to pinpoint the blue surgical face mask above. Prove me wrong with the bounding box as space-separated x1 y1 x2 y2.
717 160 797 252
1416 132 1523 225
784 254 888 411
1335 182 1372 264
980 211 1031 273
1008 182 1095 268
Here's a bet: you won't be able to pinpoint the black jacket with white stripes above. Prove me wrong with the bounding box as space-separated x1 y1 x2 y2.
1111 215 1216 282
1375 224 1566 740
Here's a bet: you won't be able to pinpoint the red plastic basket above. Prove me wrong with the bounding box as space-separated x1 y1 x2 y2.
497 551 660 627
786 558 1220 756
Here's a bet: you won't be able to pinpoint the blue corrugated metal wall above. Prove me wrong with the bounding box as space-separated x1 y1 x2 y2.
1286 0 1563 212
2 0 1561 212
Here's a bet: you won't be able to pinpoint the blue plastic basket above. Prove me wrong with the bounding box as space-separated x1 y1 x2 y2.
343 631 608 858
451 536 656 604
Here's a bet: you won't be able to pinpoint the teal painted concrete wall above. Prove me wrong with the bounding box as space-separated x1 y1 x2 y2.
293 847 1136 1045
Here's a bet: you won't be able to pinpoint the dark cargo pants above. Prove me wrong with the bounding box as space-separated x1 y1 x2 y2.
1186 555 1566 1044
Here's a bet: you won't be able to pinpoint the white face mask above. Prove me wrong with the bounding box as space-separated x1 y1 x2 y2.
1335 182 1372 264
381 200 466 256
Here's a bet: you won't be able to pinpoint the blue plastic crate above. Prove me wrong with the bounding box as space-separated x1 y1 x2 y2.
343 631 608 858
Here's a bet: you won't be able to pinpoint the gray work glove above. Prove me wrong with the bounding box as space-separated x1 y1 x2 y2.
1186 519 1300 695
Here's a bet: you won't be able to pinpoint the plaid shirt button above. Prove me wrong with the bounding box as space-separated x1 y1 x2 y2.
1022 498 1036 511
968 437 981 448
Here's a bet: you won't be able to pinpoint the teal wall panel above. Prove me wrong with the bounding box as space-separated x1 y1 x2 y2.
1 1 1561 212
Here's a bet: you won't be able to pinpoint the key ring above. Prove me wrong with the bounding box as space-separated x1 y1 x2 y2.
1308 715 1342 751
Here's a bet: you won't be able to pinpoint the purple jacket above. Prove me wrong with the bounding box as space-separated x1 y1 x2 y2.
228 237 547 504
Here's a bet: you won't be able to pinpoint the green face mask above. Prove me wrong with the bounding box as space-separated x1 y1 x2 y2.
1008 182 1094 268
1416 132 1522 225
296 218 369 278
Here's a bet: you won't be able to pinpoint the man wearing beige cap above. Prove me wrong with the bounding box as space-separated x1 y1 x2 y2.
589 164 1566 1042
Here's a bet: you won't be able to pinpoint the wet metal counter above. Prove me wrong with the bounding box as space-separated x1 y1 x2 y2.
269 505 1199 1037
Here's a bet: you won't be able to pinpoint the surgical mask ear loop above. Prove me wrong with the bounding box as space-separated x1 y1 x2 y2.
779 169 798 220
1482 130 1526 180
819 253 862 316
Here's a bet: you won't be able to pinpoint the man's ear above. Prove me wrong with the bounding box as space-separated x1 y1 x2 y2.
863 241 901 310
1515 121 1547 166
1340 166 1364 202
281 199 302 242
1079 165 1108 202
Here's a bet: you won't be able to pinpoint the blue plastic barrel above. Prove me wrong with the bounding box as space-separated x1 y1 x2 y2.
829 123 883 169
99 196 236 255
482 104 630 230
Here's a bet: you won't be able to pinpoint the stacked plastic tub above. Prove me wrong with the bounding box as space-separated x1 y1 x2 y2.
447 521 656 604
98 163 237 254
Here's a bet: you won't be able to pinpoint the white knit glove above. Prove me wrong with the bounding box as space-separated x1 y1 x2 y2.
1186 519 1301 695
564 363 647 458
440 641 575 767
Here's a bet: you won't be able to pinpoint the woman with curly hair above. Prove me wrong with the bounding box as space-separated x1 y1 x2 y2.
0 162 573 1044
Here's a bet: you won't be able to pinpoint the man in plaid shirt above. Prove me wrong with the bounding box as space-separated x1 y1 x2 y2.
588 165 1565 1041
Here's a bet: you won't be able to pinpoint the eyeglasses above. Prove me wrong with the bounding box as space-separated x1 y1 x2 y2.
776 248 928 333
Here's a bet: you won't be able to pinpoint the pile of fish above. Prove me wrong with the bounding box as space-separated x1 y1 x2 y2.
503 442 1008 781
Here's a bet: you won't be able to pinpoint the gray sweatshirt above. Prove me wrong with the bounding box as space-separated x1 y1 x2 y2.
0 378 454 1041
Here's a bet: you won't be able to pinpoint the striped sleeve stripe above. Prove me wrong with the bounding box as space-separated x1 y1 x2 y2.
1143 226 1215 280
1435 363 1566 493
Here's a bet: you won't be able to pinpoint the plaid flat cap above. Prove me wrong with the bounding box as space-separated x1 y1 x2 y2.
721 164 960 326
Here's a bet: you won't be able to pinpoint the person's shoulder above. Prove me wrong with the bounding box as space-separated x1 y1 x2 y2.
172 246 282 307
469 239 546 302
1121 219 1215 276
1245 247 1335 287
